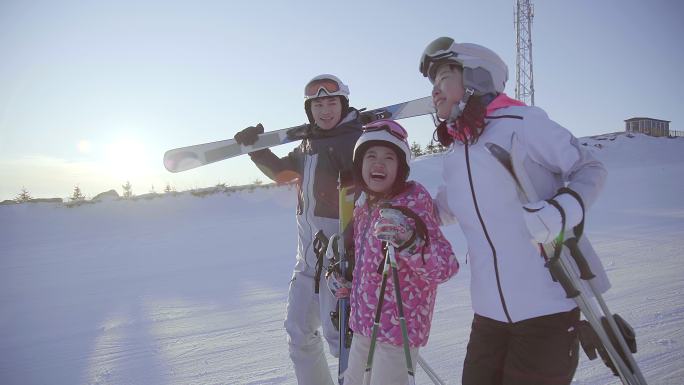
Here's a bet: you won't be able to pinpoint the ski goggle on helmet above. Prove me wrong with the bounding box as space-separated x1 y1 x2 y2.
304 74 350 101
353 119 411 167
419 37 509 95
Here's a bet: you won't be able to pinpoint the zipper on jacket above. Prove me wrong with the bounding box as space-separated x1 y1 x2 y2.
355 200 376 268
302 153 317 268
464 142 513 323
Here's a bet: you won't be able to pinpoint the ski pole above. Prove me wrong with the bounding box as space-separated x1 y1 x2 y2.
550 249 642 384
564 239 647 384
388 244 417 385
417 354 447 385
362 244 392 385
362 244 417 385
536 206 642 384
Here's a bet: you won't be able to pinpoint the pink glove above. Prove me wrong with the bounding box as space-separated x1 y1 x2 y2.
373 208 414 248
326 270 351 298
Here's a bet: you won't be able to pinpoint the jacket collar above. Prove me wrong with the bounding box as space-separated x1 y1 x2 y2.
310 108 361 138
486 93 526 116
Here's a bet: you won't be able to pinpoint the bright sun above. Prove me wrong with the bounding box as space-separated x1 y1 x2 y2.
103 138 149 180
77 140 92 153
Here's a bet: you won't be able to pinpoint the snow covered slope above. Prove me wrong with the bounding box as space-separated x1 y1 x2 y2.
1 133 682 384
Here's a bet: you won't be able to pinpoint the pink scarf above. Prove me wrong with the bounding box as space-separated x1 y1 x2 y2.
447 93 526 142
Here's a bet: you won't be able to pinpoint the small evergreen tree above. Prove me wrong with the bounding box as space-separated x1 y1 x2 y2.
164 183 175 193
70 185 85 201
425 140 437 154
15 187 32 203
410 141 423 157
122 181 133 199
253 178 263 185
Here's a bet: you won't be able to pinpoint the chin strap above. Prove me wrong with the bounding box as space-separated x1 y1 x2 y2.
448 88 475 122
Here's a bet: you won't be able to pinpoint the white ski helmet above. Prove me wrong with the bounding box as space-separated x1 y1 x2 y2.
303 74 350 123
419 37 508 96
353 119 411 194
304 74 350 101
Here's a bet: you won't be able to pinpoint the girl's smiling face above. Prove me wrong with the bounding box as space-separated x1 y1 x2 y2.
361 145 399 194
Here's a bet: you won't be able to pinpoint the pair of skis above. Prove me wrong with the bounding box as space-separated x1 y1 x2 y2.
163 96 434 173
485 134 647 385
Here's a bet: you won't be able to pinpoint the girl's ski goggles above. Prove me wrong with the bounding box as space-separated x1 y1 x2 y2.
363 119 409 141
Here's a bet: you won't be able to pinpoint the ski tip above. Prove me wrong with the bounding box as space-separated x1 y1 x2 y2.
163 150 201 173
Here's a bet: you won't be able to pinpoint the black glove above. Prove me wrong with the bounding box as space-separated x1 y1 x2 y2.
234 123 264 146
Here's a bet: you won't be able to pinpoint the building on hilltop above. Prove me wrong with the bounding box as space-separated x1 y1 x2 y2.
624 117 671 137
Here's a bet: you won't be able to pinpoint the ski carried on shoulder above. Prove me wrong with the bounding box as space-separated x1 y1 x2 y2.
485 135 647 385
163 96 434 173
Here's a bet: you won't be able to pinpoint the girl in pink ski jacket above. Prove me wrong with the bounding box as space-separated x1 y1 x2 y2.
343 119 459 385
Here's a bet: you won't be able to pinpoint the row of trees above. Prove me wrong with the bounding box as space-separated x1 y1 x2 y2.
14 181 150 203
410 140 448 157
14 181 167 203
12 178 267 203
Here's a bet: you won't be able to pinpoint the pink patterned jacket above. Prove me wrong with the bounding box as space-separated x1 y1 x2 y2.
349 181 459 347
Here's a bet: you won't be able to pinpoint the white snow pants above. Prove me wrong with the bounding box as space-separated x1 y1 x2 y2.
343 334 419 385
284 269 339 385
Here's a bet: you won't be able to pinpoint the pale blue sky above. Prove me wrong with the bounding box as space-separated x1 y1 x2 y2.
1 0 682 200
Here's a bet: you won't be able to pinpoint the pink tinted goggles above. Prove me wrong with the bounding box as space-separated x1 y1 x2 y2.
363 119 408 141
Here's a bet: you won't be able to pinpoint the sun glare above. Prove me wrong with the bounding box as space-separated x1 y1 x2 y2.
104 138 150 180
77 140 92 153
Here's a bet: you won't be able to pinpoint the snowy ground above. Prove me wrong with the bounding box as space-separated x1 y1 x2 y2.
1 133 682 384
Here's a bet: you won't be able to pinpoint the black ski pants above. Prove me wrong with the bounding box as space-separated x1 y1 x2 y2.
462 308 580 385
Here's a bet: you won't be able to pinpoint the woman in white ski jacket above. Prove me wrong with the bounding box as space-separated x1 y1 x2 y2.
418 37 609 385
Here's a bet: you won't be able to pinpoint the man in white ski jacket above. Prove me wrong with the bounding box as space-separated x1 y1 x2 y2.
419 37 608 385
234 74 362 385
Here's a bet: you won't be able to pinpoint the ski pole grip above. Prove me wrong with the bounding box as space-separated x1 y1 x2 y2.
564 238 596 280
546 258 580 298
